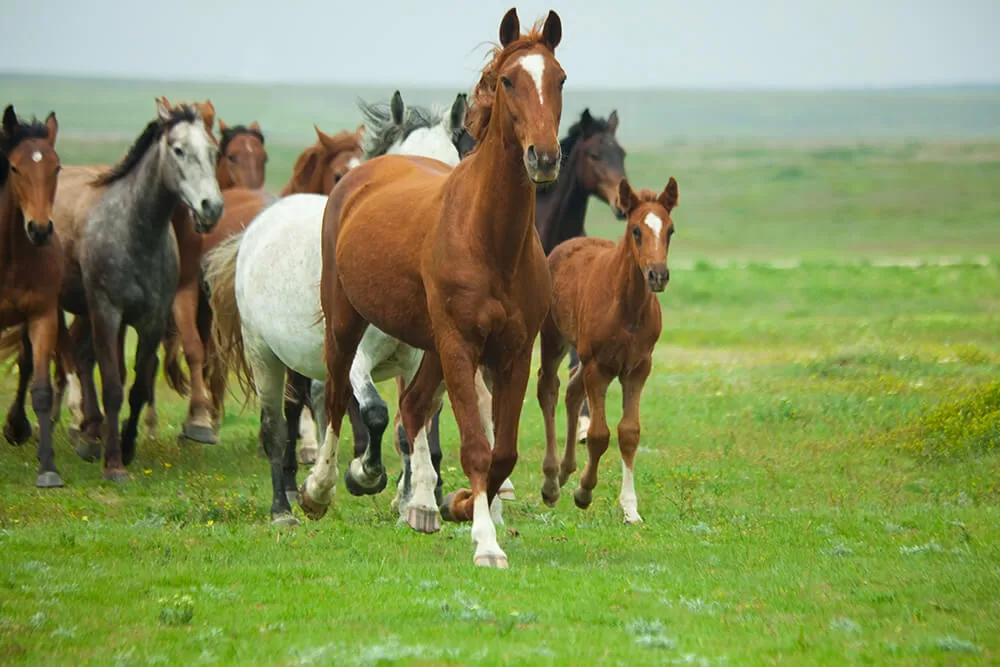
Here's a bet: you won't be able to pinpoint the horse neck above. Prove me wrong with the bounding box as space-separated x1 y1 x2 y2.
118 143 177 251
535 147 590 254
464 102 536 269
607 236 651 329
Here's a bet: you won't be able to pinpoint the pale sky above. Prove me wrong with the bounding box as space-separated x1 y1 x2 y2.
3 0 998 89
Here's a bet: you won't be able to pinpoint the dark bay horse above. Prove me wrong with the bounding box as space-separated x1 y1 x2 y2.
537 177 677 523
0 106 65 487
60 100 223 481
303 8 565 568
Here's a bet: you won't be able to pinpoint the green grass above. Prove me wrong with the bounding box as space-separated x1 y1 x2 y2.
2 261 999 665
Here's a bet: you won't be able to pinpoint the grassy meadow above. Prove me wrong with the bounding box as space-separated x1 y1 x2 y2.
1 76 999 665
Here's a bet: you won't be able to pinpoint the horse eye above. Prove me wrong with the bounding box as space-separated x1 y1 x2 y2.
560 77 567 89
227 154 237 163
9 166 17 174
668 228 675 238
172 146 184 158
501 76 513 90
631 226 642 245
55 165 62 174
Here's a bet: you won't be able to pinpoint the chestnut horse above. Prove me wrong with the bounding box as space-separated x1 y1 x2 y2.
0 106 65 487
537 177 678 524
302 8 565 568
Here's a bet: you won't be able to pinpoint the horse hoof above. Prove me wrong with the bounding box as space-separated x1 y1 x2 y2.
541 484 560 508
439 491 459 522
623 512 644 525
285 489 299 507
103 467 129 483
271 513 300 528
299 446 318 465
298 484 329 521
474 554 509 569
573 487 592 510
73 437 102 464
343 461 387 497
36 471 64 488
182 421 219 445
4 416 32 446
406 505 441 534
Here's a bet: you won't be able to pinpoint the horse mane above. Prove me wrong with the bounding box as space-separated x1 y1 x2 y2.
358 98 440 160
634 188 659 203
559 111 611 165
219 124 264 158
91 104 200 187
0 116 50 190
465 17 550 143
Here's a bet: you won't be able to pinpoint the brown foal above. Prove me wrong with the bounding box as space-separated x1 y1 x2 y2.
537 177 678 524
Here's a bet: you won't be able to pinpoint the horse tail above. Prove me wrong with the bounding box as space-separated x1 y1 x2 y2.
161 314 190 396
0 326 24 369
203 231 256 407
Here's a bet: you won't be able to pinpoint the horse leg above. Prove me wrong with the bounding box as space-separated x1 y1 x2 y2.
428 404 444 507
50 312 72 425
309 379 327 449
537 324 569 506
64 316 90 435
299 285 367 520
174 280 216 444
472 369 507 524
27 313 61 487
389 382 410 515
253 344 297 526
573 361 613 511
568 347 590 442
344 331 395 496
71 315 104 463
618 358 651 524
297 403 319 464
281 371 309 508
398 352 445 533
120 327 160 467
559 363 586 486
3 329 33 446
89 304 127 481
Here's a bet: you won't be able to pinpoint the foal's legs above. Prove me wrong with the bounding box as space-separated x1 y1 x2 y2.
173 277 216 444
120 326 161 466
3 329 33 446
568 347 591 441
559 363 586 486
573 361 613 510
537 324 569 506
618 358 651 524
28 313 61 487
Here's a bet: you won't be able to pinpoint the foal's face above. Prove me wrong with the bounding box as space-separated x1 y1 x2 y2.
220 122 267 190
496 9 565 184
3 111 60 246
619 178 679 293
577 112 627 219
162 117 224 232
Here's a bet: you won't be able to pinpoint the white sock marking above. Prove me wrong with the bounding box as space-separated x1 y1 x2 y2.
471 492 505 563
409 426 438 511
619 460 642 523
518 54 546 105
306 425 339 502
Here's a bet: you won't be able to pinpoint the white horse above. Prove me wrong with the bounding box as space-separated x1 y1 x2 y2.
206 92 509 526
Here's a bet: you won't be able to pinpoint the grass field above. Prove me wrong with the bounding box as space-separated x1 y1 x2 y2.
1 77 1000 665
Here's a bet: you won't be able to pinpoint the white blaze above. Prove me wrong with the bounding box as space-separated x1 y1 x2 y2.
643 213 663 237
518 54 546 104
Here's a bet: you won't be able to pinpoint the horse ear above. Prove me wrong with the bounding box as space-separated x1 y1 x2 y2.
607 110 619 135
580 108 594 128
156 98 172 123
449 93 467 132
2 105 17 137
45 112 58 146
314 126 339 154
542 10 562 51
390 90 405 126
250 121 261 133
218 119 229 132
499 7 520 47
658 177 678 213
618 178 636 215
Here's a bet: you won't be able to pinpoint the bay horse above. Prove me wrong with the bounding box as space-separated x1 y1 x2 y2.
205 90 472 525
537 177 677 523
216 120 266 190
59 100 223 481
0 105 65 487
303 8 565 568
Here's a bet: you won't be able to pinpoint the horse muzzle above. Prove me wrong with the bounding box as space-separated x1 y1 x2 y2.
525 145 561 184
26 220 54 246
645 265 670 293
194 198 225 233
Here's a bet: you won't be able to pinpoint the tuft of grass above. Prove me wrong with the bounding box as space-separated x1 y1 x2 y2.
158 594 194 627
898 382 1000 459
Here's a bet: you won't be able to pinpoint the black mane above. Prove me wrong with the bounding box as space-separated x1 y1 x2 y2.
92 104 200 187
219 124 264 160
0 113 50 189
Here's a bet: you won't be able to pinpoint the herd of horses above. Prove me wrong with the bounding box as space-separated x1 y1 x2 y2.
0 8 678 567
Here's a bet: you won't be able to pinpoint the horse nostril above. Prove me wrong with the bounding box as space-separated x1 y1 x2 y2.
526 145 537 164
664 269 670 283
648 270 657 283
